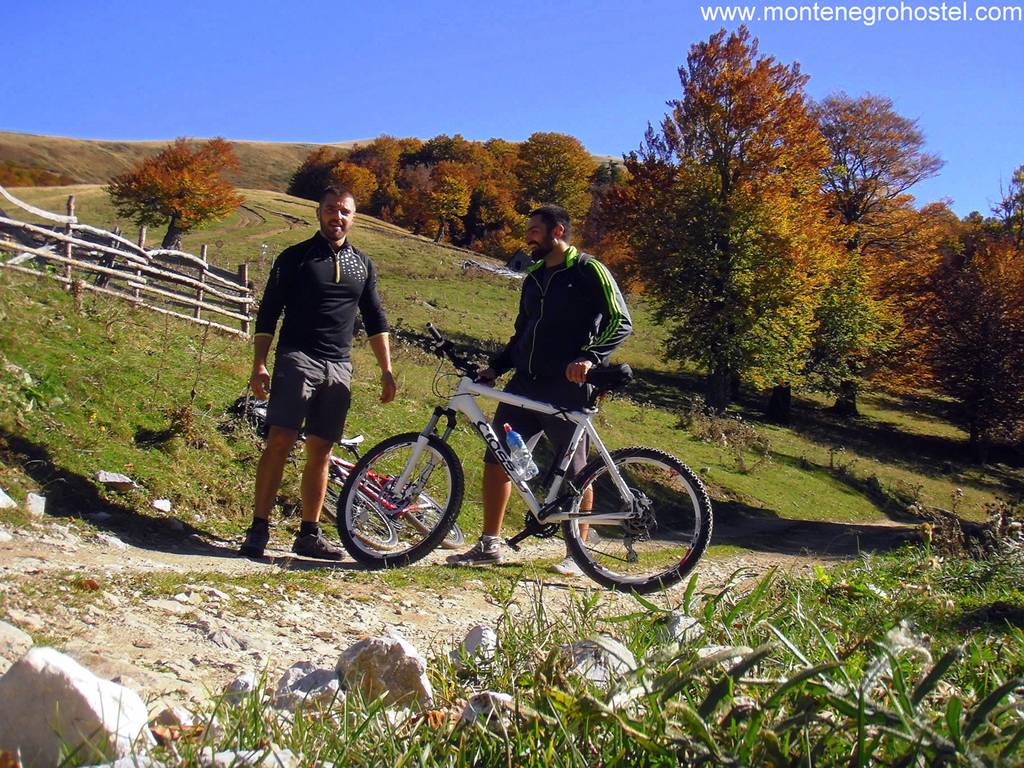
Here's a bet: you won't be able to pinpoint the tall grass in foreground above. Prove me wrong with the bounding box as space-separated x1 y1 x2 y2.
123 546 1023 767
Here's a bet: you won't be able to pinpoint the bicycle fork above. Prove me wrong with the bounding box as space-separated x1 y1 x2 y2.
389 407 457 503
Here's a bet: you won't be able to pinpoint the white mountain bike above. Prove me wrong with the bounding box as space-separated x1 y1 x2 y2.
335 325 713 593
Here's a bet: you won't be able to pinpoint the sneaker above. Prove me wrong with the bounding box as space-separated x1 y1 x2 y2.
238 523 270 558
446 538 504 566
548 556 583 576
292 530 345 561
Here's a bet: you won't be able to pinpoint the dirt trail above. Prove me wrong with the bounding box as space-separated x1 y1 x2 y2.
0 514 908 711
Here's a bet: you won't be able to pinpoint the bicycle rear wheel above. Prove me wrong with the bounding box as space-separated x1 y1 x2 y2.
337 432 464 568
326 467 398 550
563 447 712 594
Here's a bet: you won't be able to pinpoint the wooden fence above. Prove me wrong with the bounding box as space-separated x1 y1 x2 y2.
0 184 254 337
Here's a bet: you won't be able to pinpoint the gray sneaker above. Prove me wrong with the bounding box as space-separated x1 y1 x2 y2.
446 538 504 566
292 530 344 561
238 523 270 558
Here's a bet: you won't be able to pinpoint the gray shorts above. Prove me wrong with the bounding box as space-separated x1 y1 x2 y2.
265 347 353 442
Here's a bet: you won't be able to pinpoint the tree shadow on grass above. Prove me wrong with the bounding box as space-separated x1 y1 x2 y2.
0 429 381 572
710 498 920 558
0 427 239 560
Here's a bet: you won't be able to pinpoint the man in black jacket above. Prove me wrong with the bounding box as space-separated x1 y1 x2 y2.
240 186 396 560
447 204 632 569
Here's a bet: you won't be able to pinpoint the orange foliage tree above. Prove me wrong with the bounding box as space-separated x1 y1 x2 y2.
107 138 242 249
615 27 838 412
809 93 944 414
924 215 1024 459
516 132 595 222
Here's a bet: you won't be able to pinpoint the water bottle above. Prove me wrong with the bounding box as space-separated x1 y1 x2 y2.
503 423 539 481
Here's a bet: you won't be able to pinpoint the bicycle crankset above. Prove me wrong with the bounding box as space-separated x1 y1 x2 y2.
505 515 560 551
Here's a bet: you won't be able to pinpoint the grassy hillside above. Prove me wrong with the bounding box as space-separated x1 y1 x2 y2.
1 185 1020 558
0 131 366 190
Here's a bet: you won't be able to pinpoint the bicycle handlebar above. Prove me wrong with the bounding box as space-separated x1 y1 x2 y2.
424 324 633 394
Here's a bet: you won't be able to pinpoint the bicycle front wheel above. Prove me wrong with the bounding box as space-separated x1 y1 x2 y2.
337 432 464 568
563 447 712 594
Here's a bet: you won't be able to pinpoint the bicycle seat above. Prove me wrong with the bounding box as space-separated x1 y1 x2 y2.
337 434 365 450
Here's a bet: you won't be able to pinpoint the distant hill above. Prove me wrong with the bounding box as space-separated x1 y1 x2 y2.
0 131 366 191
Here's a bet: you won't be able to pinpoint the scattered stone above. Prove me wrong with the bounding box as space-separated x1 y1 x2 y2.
451 624 497 671
564 635 637 685
460 691 514 729
95 532 128 550
0 488 15 509
0 621 33 672
152 499 173 513
4 608 44 634
143 598 192 617
0 529 11 544
25 493 46 517
222 672 257 705
95 471 136 492
271 662 342 711
657 612 705 645
0 647 152 768
337 635 433 708
152 704 195 727
199 746 300 767
696 645 750 668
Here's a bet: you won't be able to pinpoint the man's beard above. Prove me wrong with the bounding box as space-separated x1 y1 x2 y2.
530 237 554 260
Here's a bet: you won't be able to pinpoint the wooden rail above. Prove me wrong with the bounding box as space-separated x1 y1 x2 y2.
0 184 254 337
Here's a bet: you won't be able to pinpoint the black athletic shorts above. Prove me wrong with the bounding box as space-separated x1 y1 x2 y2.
484 372 591 478
265 347 353 442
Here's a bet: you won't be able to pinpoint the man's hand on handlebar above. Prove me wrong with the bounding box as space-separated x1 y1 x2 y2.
566 358 594 385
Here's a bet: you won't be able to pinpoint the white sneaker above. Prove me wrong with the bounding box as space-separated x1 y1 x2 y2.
548 556 583 576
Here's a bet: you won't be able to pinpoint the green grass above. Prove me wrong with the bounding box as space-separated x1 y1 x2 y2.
1 184 1020 551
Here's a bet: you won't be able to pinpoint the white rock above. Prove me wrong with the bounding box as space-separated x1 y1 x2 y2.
564 636 637 685
199 746 300 767
0 528 12 543
460 691 514 728
271 662 341 711
222 672 257 705
5 608 44 634
336 635 433 708
152 499 172 513
0 647 152 768
95 471 136 492
80 756 155 768
658 612 705 645
25 493 46 517
0 620 33 671
451 624 497 671
143 598 192 616
0 488 15 509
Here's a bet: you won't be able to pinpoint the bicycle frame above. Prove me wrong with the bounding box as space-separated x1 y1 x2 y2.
393 375 636 524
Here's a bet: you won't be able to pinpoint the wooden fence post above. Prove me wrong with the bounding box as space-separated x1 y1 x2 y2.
133 226 146 300
63 195 75 287
194 244 208 320
238 263 250 335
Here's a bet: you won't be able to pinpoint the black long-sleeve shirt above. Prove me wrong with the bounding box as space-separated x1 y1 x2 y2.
254 233 389 362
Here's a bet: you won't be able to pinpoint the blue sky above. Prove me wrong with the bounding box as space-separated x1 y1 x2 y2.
4 0 1021 215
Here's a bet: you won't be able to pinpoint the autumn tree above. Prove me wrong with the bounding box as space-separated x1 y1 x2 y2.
810 93 943 415
516 132 595 221
924 215 1024 460
428 161 472 242
328 161 377 208
617 27 836 412
995 165 1024 245
287 146 344 200
107 138 242 249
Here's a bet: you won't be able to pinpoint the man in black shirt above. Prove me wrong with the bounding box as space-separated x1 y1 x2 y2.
240 186 396 560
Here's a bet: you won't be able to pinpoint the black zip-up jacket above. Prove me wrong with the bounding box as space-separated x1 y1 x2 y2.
254 232 388 362
490 246 632 378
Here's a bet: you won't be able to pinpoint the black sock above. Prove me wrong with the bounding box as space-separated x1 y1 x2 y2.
250 517 269 531
300 521 319 536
